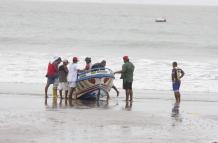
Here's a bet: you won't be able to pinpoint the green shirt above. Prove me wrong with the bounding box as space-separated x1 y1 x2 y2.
121 61 135 82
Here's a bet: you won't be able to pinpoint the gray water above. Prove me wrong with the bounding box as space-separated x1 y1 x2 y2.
0 0 218 92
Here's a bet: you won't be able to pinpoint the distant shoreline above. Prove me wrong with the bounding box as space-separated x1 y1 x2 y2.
3 0 218 7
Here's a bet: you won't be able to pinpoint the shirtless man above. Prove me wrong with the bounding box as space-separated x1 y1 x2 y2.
171 61 185 105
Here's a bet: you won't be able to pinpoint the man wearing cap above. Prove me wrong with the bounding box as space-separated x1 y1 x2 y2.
114 56 135 101
67 57 80 99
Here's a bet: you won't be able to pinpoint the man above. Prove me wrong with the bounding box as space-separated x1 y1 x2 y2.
68 57 80 99
171 61 185 106
114 56 135 101
45 57 62 98
84 57 92 71
91 60 106 70
58 59 69 99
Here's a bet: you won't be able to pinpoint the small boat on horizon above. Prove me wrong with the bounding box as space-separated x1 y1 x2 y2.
155 18 167 22
75 68 114 100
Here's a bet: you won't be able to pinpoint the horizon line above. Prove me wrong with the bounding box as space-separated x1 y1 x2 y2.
10 0 218 6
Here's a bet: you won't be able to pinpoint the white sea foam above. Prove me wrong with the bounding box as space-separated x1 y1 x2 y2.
0 51 218 93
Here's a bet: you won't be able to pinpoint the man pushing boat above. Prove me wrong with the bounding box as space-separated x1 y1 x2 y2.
114 56 135 101
68 57 82 99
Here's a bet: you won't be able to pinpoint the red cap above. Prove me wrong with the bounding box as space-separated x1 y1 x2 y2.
73 57 78 62
123 56 129 61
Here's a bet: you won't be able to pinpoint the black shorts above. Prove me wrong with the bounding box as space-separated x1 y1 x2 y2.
123 81 132 90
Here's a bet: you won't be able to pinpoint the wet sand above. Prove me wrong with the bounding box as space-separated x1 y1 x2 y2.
0 83 218 143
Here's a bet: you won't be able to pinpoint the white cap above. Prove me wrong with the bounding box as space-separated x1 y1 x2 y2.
62 59 68 63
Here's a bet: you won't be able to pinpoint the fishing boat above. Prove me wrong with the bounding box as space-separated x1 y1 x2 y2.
155 18 167 22
75 68 114 100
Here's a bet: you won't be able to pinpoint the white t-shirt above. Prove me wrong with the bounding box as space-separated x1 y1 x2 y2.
67 63 78 82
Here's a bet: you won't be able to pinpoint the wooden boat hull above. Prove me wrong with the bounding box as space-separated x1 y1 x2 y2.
75 69 114 100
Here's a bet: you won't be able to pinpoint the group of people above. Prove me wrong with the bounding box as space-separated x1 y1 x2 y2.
44 56 135 101
45 55 185 107
45 56 86 99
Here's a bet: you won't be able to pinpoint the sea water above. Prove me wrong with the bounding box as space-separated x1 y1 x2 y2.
0 1 218 93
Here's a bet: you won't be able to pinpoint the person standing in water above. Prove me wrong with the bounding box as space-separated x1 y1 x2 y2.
58 59 69 99
68 57 81 99
171 61 185 106
114 56 135 101
45 57 62 98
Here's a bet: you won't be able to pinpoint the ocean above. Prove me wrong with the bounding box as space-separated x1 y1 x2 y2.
0 0 218 93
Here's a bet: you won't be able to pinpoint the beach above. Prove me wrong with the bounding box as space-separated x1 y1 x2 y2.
1 1 218 142
0 83 218 143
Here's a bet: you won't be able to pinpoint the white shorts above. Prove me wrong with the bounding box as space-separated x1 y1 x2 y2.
58 82 69 91
69 82 76 88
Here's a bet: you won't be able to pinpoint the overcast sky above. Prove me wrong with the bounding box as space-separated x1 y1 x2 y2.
30 0 218 6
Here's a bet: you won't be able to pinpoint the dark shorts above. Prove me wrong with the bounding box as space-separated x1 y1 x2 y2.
47 76 56 85
172 81 181 92
123 81 132 90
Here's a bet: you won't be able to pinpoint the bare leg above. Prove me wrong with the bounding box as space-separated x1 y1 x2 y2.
176 92 181 104
69 87 75 99
174 92 177 103
174 92 180 106
125 89 129 101
45 83 50 98
65 90 68 99
69 88 73 99
129 89 133 101
106 91 110 101
59 90 63 99
44 98 48 105
107 94 109 101
112 85 119 96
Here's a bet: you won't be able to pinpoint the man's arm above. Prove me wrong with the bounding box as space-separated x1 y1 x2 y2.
171 73 174 82
171 69 175 82
77 69 83 73
115 64 127 74
180 69 185 79
64 66 69 73
114 70 122 74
